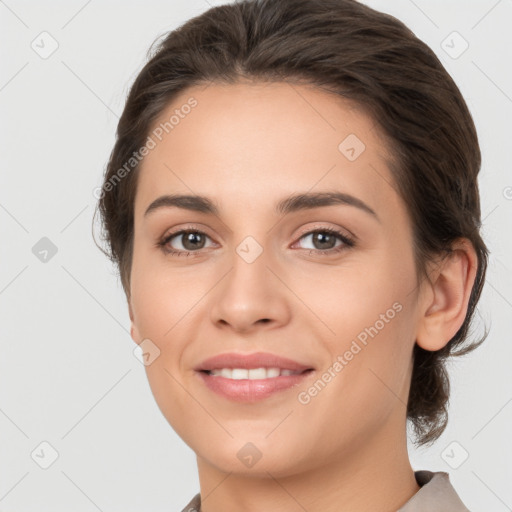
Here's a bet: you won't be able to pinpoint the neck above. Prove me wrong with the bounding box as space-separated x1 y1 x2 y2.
195 415 420 512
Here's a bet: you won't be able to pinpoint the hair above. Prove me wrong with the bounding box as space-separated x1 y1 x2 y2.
95 0 489 446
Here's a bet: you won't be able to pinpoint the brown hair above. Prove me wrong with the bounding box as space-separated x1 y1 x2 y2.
95 0 489 446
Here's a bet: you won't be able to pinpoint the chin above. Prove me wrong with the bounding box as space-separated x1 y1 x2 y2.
195 436 315 478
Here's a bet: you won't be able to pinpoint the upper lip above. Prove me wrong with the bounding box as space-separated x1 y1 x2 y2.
195 352 314 372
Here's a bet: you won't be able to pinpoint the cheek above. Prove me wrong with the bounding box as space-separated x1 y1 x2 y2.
303 254 414 343
318 243 418 384
142 360 199 448
130 244 186 336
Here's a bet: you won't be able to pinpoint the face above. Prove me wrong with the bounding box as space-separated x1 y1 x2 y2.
129 81 422 477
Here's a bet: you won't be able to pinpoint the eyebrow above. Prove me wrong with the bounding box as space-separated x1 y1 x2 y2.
144 191 378 220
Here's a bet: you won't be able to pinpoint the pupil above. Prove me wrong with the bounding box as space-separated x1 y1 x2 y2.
315 232 335 250
183 232 204 250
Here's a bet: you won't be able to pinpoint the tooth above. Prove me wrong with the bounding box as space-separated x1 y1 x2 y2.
267 367 280 378
207 367 302 379
220 368 232 378
231 369 249 380
248 368 267 379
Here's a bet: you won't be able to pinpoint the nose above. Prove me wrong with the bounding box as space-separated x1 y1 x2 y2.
209 246 291 334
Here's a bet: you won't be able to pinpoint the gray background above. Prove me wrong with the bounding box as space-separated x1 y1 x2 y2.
1 0 511 510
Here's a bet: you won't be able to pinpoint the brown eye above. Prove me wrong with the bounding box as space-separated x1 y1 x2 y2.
158 226 355 258
178 231 207 251
296 228 355 254
309 231 338 250
160 229 214 255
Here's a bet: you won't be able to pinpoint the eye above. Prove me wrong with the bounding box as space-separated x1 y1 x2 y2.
158 229 215 257
157 226 355 257
294 227 355 255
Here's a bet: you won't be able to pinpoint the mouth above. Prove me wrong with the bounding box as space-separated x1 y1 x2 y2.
200 367 313 379
194 351 315 402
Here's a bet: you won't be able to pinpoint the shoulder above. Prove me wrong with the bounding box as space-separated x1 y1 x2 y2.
180 492 201 512
398 470 471 511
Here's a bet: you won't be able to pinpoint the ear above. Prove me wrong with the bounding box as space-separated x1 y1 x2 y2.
416 238 478 352
128 301 141 345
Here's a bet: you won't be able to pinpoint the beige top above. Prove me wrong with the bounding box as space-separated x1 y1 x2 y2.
180 470 470 512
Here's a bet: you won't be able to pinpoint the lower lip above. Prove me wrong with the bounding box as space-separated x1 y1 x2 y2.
196 370 314 402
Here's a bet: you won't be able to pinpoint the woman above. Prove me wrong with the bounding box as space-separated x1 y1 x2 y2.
96 0 488 509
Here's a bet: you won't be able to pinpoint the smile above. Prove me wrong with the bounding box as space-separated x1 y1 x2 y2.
207 367 305 379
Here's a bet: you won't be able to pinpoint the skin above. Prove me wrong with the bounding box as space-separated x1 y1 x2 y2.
128 81 477 512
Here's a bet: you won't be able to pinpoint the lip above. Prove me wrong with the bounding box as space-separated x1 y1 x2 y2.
195 352 314 372
194 352 315 403
196 370 314 402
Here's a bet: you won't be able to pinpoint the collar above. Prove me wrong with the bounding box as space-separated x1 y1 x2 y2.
398 470 470 511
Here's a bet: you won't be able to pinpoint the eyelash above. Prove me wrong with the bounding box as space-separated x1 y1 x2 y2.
157 226 355 258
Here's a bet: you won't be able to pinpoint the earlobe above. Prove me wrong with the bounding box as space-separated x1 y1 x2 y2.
416 238 477 352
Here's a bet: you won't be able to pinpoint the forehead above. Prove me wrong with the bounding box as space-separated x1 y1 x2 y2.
135 81 399 220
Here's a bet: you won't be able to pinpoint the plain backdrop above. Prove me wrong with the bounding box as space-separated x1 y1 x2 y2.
0 0 511 510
